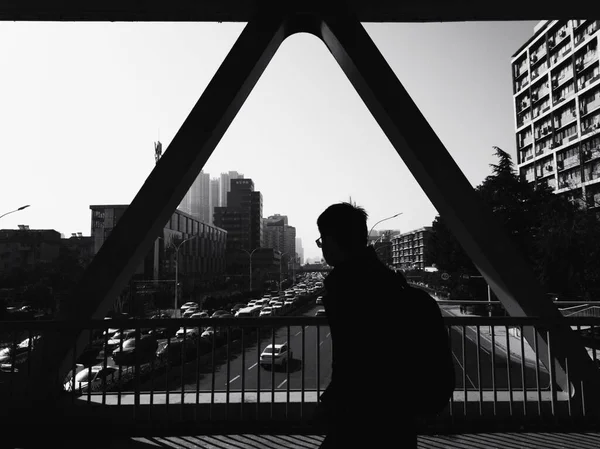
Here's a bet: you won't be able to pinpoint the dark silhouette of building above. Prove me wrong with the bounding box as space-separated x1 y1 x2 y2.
0 227 61 274
61 233 94 267
214 178 263 256
90 205 226 283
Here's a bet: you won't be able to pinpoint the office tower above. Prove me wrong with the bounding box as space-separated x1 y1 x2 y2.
295 237 304 264
214 178 262 253
178 170 211 223
219 171 244 208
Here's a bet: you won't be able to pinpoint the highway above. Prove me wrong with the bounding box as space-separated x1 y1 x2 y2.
108 299 551 396
137 303 332 393
450 323 551 391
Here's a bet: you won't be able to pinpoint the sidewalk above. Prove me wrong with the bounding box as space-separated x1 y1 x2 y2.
443 306 545 371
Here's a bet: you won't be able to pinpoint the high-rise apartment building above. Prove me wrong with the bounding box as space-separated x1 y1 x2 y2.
513 20 600 211
219 171 244 208
178 170 211 223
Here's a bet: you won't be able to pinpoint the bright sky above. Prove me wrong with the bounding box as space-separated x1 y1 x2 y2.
0 20 539 261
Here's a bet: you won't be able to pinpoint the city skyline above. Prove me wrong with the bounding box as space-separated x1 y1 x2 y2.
0 20 539 260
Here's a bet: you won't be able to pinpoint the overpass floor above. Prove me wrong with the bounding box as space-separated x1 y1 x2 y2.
31 432 600 448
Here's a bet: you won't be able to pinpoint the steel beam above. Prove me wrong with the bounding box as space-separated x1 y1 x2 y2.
26 8 290 400
0 1 595 23
316 11 600 412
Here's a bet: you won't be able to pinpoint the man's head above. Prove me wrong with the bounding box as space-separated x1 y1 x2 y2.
317 202 369 266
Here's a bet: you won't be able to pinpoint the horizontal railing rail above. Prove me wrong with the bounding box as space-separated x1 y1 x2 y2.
6 315 600 331
4 313 600 437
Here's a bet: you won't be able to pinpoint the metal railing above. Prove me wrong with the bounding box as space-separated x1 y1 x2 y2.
4 302 600 435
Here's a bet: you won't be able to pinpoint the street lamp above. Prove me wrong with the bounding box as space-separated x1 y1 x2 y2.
0 205 30 220
239 247 261 291
368 212 403 240
159 235 199 312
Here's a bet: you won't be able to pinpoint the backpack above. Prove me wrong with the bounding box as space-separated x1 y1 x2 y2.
394 272 456 418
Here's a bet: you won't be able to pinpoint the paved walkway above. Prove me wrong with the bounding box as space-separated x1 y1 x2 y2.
33 432 600 448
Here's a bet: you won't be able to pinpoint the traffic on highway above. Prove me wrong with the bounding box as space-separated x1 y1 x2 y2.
61 272 329 395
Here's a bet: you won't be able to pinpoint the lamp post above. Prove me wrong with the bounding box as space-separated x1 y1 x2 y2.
0 205 30 220
368 212 403 240
159 235 198 312
239 248 260 291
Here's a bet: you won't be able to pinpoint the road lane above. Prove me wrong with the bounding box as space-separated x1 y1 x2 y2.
132 301 332 393
451 325 550 391
185 304 332 392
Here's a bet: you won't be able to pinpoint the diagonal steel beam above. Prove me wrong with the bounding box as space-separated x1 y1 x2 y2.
315 11 600 412
26 8 290 400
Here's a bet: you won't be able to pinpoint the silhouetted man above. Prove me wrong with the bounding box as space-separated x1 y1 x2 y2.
314 202 454 448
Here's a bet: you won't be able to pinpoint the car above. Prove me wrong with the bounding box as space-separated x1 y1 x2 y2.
235 306 261 317
0 345 30 367
148 315 178 339
156 337 211 365
316 296 323 305
211 310 229 318
231 303 247 314
201 327 215 339
180 302 199 312
176 326 200 339
284 299 294 307
190 311 209 319
148 325 178 340
182 308 200 318
254 299 269 308
260 343 292 369
63 364 85 386
315 309 326 317
64 365 119 393
271 302 285 314
112 335 158 366
259 307 273 317
106 329 137 352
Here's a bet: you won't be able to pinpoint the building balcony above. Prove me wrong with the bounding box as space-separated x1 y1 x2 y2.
576 52 599 73
551 70 573 90
5 299 600 446
581 98 600 116
579 73 600 91
551 46 572 66
582 121 600 135
574 22 599 48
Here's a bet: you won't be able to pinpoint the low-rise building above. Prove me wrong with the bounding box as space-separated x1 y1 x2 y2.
90 205 227 289
0 226 61 274
391 226 433 271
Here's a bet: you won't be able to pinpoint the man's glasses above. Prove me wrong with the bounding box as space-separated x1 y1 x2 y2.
316 237 322 248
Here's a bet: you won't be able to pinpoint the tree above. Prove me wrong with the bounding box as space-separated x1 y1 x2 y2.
427 146 600 298
426 216 476 273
